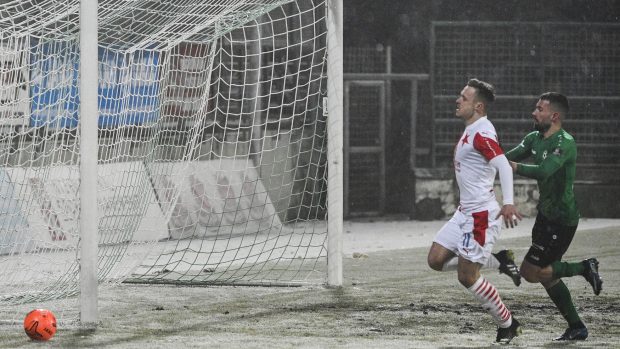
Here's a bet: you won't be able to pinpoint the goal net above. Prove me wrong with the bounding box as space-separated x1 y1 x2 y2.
0 0 337 325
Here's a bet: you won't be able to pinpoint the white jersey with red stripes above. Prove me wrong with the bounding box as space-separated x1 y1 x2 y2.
454 116 504 213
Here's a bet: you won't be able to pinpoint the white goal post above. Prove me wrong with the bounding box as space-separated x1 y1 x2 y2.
80 0 100 327
326 0 343 288
0 0 342 327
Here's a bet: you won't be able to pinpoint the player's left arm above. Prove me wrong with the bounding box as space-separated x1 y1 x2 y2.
473 132 523 228
515 140 575 181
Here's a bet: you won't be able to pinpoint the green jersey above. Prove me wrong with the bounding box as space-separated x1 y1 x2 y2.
506 129 580 226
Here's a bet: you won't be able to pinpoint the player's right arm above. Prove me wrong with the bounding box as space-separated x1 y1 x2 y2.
505 131 537 162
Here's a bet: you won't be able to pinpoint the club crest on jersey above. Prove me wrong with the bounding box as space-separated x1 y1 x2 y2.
552 147 562 156
460 134 469 145
542 150 547 159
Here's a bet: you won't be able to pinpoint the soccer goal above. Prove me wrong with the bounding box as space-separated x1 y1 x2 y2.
0 0 342 327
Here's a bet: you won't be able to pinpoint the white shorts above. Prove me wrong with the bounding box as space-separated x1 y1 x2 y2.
433 205 502 265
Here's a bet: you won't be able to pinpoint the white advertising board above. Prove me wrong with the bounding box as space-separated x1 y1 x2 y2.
3 162 169 252
1 159 281 252
0 38 30 127
149 159 282 240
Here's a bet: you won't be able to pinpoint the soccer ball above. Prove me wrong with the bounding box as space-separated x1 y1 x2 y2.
23 309 57 341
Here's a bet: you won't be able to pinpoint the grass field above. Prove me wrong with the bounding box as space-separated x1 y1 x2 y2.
0 225 618 348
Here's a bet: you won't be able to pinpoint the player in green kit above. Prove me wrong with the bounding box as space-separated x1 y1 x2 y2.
506 92 603 341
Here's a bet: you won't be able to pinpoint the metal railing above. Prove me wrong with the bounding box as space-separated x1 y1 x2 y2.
431 21 620 172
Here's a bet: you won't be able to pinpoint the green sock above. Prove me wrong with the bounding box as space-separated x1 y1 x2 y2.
546 280 581 327
551 260 585 279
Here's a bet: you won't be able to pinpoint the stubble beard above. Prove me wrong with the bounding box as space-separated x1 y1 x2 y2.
534 121 551 133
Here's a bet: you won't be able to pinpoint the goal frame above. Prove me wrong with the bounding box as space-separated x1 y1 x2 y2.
77 0 343 327
79 0 99 327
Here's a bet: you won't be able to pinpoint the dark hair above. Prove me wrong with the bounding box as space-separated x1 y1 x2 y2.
539 92 569 116
467 78 496 104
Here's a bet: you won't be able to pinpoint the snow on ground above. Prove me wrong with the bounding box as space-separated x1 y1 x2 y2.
343 217 620 254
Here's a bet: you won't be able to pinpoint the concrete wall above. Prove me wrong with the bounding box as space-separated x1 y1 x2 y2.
413 168 539 220
414 168 620 220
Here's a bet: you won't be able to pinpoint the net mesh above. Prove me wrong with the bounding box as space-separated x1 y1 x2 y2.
0 0 329 324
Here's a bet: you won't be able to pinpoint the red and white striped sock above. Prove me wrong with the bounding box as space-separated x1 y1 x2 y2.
468 276 512 328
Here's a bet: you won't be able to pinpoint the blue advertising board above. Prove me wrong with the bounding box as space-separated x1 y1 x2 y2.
29 40 80 128
30 39 160 128
98 48 160 127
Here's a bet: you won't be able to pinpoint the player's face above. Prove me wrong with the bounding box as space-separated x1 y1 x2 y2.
455 86 476 121
532 99 554 133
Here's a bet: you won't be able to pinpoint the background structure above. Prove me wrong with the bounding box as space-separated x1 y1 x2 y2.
343 0 620 218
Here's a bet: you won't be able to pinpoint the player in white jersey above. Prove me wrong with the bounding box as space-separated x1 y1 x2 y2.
427 79 523 343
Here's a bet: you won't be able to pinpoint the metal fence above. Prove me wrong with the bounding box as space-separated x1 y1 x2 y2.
343 46 430 216
343 47 389 216
431 22 620 170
